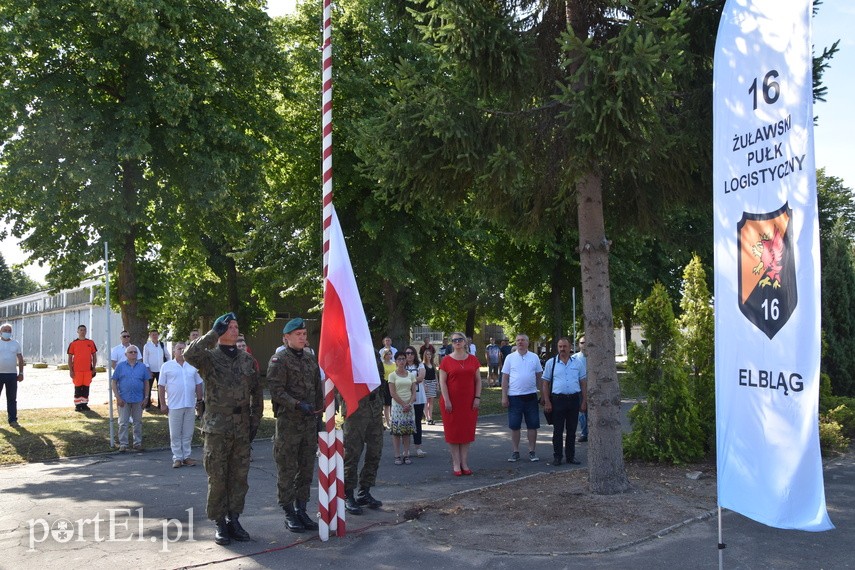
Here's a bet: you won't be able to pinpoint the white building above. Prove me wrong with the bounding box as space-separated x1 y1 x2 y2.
0 277 123 365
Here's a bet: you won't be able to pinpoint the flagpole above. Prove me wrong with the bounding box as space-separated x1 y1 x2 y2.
717 506 725 569
319 0 345 540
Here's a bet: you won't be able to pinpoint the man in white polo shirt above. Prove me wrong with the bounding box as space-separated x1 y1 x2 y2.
159 341 203 468
0 322 25 428
110 330 140 369
501 334 543 462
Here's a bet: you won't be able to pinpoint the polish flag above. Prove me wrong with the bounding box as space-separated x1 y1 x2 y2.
319 206 380 416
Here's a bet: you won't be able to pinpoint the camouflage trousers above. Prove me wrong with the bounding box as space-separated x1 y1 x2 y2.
203 431 251 521
274 416 318 505
343 393 384 491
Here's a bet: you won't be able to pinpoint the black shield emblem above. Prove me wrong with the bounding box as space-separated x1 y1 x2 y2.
736 203 796 339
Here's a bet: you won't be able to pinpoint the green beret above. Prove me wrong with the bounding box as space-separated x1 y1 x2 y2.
283 317 306 334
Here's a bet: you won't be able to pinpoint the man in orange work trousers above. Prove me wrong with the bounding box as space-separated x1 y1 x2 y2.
68 324 97 412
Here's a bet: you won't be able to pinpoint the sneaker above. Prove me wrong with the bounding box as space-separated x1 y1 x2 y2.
9 421 20 428
118 445 127 453
551 456 563 466
508 451 520 462
416 449 427 458
577 435 588 442
173 460 183 468
133 444 144 451
529 451 539 462
183 458 197 466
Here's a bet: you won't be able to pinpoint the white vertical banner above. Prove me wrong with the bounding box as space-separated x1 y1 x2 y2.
713 0 833 531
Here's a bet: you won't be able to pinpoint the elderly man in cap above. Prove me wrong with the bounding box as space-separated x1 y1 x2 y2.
185 312 263 546
267 317 324 533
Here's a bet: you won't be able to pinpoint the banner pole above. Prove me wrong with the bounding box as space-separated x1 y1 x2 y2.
717 506 725 570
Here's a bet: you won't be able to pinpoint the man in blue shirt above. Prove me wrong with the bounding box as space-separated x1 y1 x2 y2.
576 336 589 442
541 337 587 465
112 345 151 451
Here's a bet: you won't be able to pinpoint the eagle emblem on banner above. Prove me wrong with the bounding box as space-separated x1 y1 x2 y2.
737 203 796 339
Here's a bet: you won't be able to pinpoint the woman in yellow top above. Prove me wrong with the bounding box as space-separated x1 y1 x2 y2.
380 348 396 428
388 352 416 464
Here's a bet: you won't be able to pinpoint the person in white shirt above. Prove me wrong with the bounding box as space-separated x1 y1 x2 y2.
378 336 397 360
110 330 141 369
159 342 203 468
143 329 169 410
501 334 543 462
0 322 25 428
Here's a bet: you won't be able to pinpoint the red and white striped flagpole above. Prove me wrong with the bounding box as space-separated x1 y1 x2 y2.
319 0 345 540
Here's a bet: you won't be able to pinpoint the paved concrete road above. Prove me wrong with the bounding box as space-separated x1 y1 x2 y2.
0 394 851 570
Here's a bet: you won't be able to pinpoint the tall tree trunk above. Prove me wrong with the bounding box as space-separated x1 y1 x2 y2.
224 254 240 319
576 171 630 495
117 160 148 347
382 279 410 349
550 254 564 351
465 307 476 339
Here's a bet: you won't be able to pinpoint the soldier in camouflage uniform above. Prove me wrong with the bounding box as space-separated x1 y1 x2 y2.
342 374 384 515
185 312 263 546
267 317 323 533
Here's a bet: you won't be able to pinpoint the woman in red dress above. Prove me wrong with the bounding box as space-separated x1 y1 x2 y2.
438 331 482 476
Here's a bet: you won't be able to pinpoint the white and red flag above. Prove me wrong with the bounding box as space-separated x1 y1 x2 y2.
713 0 833 531
318 206 380 416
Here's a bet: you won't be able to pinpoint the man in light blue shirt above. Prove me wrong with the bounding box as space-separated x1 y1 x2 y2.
576 336 589 442
542 337 587 465
112 345 151 451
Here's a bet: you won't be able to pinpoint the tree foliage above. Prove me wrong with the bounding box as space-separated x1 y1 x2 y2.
817 170 855 397
0 0 287 339
677 254 715 451
624 282 704 463
0 254 42 300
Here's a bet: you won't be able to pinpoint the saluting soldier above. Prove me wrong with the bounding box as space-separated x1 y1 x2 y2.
185 312 263 546
267 317 323 533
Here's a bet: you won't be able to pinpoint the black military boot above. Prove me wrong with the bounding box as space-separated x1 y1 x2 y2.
214 518 231 545
295 500 319 531
283 504 305 533
226 512 250 541
356 487 383 509
345 489 363 515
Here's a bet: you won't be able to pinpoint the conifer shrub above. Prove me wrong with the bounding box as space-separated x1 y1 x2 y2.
624 283 704 463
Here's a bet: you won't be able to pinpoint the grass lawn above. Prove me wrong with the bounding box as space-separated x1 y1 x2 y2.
0 401 279 466
1 381 508 466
